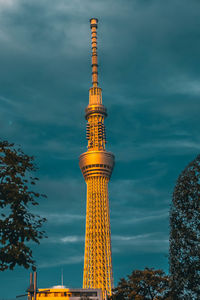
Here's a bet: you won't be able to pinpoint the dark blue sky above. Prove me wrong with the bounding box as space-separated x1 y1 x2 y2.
1 0 200 298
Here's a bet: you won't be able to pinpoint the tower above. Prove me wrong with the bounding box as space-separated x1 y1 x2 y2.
79 18 115 297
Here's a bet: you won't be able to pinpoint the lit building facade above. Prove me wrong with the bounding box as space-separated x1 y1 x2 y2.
37 287 102 300
79 18 115 297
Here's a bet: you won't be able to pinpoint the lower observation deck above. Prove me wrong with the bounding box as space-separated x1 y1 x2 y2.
85 104 107 119
79 150 114 179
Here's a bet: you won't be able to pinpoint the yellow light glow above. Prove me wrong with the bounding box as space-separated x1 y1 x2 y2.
79 18 115 299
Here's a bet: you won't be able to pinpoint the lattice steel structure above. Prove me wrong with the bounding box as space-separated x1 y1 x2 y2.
79 18 115 298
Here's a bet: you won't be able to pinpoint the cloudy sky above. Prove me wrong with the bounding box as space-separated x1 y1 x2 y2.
0 0 200 298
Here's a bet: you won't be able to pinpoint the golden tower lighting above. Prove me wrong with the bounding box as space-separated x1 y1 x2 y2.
79 18 115 297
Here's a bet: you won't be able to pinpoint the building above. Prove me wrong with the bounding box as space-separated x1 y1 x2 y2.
23 274 104 300
37 287 103 300
79 18 115 298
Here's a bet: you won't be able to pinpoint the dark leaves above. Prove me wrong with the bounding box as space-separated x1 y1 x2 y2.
169 154 200 299
0 140 47 271
109 268 170 300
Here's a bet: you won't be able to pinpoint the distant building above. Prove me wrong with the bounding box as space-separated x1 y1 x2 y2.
37 287 103 300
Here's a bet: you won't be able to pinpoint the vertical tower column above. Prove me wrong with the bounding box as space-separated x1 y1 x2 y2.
79 18 115 299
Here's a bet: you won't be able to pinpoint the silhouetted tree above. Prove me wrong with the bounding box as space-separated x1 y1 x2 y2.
109 268 170 299
0 141 46 271
169 155 200 299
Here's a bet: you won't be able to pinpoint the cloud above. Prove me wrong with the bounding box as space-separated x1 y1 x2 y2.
0 0 18 9
40 255 84 268
0 94 17 105
121 209 169 225
60 236 84 243
112 232 169 253
41 235 84 244
112 233 154 242
164 76 200 96
43 213 84 225
112 138 200 162
110 177 169 208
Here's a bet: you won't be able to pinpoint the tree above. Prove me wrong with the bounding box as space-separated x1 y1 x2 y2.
109 268 170 300
0 141 46 271
169 155 200 299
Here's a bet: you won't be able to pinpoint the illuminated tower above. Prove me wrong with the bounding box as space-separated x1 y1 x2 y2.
79 18 115 297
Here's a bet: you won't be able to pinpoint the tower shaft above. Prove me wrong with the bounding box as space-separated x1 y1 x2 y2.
84 177 113 292
79 18 114 298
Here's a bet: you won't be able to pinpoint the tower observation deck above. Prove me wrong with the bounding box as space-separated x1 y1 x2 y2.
79 18 115 297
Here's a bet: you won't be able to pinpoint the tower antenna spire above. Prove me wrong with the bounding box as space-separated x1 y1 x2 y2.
90 18 98 87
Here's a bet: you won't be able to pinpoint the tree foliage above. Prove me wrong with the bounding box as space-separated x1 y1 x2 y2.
109 268 170 300
169 154 200 298
0 141 46 271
